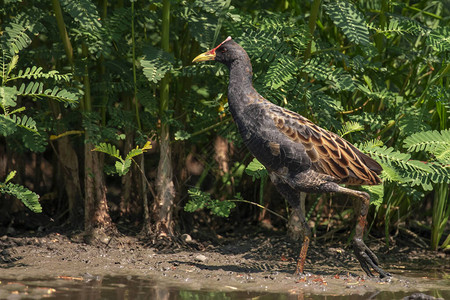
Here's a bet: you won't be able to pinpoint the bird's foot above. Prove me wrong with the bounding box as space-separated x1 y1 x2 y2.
353 238 391 279
294 267 303 277
293 236 310 276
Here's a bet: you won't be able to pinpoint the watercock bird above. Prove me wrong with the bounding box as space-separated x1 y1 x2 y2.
193 36 390 278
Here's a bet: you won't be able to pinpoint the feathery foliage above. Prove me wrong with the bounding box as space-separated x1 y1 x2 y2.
0 171 41 213
185 188 237 218
323 1 371 46
404 130 450 164
93 141 152 176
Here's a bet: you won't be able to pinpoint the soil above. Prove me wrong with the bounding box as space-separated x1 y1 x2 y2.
0 227 449 298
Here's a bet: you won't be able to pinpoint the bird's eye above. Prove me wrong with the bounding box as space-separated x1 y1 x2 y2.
221 48 227 53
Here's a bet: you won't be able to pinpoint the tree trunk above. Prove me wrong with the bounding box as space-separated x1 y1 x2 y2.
151 0 175 240
214 135 232 197
152 124 175 238
56 136 82 224
84 143 115 243
81 40 115 243
140 155 152 236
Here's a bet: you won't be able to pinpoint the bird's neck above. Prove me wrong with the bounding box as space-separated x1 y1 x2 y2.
227 58 255 112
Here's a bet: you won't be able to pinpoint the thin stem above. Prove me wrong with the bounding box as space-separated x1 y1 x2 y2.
303 0 321 62
405 4 442 20
81 43 91 112
190 117 232 138
52 0 74 67
131 0 141 130
229 199 288 221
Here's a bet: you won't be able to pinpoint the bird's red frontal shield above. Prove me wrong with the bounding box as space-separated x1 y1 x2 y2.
192 36 232 62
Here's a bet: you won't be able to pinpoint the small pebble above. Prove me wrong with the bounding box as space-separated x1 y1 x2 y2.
181 234 193 243
195 254 207 262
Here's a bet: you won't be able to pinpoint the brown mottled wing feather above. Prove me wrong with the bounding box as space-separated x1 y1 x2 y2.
268 106 382 185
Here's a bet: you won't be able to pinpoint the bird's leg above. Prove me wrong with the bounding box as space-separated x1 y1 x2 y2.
287 204 311 275
287 193 306 240
271 177 311 275
332 185 391 278
294 212 311 275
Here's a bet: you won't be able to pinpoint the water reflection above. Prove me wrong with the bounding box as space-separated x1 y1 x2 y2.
0 275 448 300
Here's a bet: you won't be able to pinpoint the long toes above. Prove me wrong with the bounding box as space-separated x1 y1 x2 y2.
359 260 375 277
365 247 379 266
353 239 391 278
360 251 391 278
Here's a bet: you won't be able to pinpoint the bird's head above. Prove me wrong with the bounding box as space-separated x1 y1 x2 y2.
192 36 247 67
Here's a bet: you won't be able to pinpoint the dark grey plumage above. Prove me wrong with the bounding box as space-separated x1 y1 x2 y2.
193 37 390 278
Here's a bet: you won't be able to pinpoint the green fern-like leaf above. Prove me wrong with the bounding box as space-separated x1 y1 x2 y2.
12 67 71 82
115 159 131 176
185 188 210 212
94 143 121 160
356 84 397 103
10 114 37 132
264 55 298 89
105 7 132 41
186 0 235 49
363 145 449 190
125 142 152 160
329 68 356 91
188 14 219 51
338 121 364 137
378 161 406 183
0 182 41 213
356 139 384 150
0 115 17 136
302 58 333 81
60 0 102 32
0 113 38 135
397 106 431 137
0 86 18 109
306 90 343 130
94 142 150 176
22 130 47 152
0 10 44 62
239 29 290 62
4 55 19 79
404 129 450 164
2 23 33 55
4 171 16 184
17 83 78 104
302 58 355 91
185 188 236 217
125 148 143 160
43 87 79 104
371 16 428 38
194 0 230 14
141 45 174 84
245 158 268 181
361 183 384 208
323 1 371 46
427 26 450 52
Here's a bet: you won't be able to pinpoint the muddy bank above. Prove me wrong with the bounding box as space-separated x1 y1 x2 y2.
0 230 449 298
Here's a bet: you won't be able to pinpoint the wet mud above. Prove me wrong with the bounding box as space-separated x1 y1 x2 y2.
0 230 448 298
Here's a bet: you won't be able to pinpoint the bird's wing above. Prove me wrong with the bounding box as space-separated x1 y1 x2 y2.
267 105 382 185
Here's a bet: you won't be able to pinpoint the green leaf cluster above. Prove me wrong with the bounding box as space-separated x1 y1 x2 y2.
185 188 236 218
245 158 268 181
94 142 152 176
0 171 41 213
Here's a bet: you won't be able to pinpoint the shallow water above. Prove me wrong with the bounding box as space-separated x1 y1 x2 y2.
0 272 448 300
